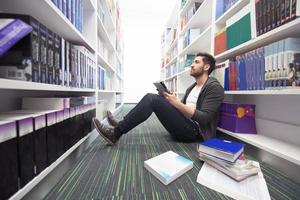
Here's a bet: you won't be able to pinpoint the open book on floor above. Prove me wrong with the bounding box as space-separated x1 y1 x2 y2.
197 162 270 200
144 151 193 185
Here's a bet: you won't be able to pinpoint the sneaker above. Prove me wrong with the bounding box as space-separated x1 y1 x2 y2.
106 110 119 127
92 118 120 145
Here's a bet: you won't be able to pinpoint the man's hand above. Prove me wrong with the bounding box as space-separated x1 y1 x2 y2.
163 91 195 118
163 91 179 107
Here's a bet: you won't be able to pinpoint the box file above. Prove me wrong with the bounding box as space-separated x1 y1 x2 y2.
0 113 34 187
5 110 48 175
0 120 18 200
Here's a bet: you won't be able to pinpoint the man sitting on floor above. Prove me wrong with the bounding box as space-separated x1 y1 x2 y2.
93 52 224 145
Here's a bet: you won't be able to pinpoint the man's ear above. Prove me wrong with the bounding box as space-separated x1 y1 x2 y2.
204 64 210 72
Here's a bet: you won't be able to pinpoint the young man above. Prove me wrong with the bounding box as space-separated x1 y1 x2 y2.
93 52 224 145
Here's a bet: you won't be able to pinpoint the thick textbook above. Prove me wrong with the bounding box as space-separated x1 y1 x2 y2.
144 151 193 185
197 138 244 162
197 162 270 200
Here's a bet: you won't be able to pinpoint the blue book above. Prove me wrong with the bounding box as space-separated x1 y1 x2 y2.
0 19 32 56
197 138 245 162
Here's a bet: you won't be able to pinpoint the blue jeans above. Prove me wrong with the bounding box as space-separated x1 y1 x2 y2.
117 93 202 142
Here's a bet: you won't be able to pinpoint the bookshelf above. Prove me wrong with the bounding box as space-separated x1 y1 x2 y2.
161 0 300 182
0 0 124 198
217 127 300 165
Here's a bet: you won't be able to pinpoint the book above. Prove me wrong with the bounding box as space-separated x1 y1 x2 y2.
199 152 260 181
153 81 170 94
144 151 193 185
197 138 244 162
197 162 271 200
0 18 32 56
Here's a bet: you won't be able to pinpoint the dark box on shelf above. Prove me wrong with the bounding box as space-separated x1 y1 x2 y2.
0 13 40 82
0 121 18 200
218 102 257 134
0 114 35 188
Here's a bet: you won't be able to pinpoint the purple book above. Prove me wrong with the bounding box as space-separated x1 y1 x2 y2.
0 19 32 56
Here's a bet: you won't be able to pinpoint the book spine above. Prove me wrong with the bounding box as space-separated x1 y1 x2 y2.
276 0 282 27
40 25 47 83
60 38 65 86
285 0 291 22
47 29 54 85
271 0 277 29
54 34 61 85
281 0 286 24
255 0 261 36
30 18 40 83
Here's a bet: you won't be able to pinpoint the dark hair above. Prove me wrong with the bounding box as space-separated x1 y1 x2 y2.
196 52 216 75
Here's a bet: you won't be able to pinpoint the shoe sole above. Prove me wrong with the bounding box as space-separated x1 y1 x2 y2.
92 118 115 145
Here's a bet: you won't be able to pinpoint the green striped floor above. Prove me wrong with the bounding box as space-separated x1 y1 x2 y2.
44 105 300 200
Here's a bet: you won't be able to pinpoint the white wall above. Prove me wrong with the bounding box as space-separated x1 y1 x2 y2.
119 0 177 103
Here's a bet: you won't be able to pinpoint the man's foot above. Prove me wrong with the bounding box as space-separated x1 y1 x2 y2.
92 118 121 145
106 111 119 127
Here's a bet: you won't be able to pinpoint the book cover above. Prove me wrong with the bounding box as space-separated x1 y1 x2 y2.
144 151 193 185
0 19 32 56
197 138 245 162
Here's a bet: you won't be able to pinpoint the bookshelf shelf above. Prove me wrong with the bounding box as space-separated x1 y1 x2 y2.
217 127 300 165
180 0 212 36
179 0 202 17
179 26 211 56
97 53 116 73
165 38 178 55
86 0 97 11
101 0 116 32
164 56 178 69
215 18 300 62
165 74 177 82
225 88 300 95
215 0 250 26
1 0 96 52
0 78 95 92
177 68 190 77
97 90 119 93
97 14 115 52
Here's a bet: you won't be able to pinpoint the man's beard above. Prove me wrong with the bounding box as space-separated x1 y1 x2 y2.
190 68 204 78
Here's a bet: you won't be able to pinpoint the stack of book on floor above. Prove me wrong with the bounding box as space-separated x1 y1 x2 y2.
196 138 271 199
197 138 260 181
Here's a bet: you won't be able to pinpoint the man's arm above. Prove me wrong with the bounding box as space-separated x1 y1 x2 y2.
163 92 195 118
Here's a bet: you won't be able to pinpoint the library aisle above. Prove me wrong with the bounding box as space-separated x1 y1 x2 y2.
36 106 300 199
1 0 300 199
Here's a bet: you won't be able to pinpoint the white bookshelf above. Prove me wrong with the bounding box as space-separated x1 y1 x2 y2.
97 53 116 73
215 0 250 26
0 0 124 116
0 78 95 92
216 18 300 62
1 0 96 52
164 57 178 69
96 0 124 115
179 25 212 56
179 0 202 16
180 0 212 36
161 0 300 180
225 88 300 95
217 127 300 166
97 14 115 51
